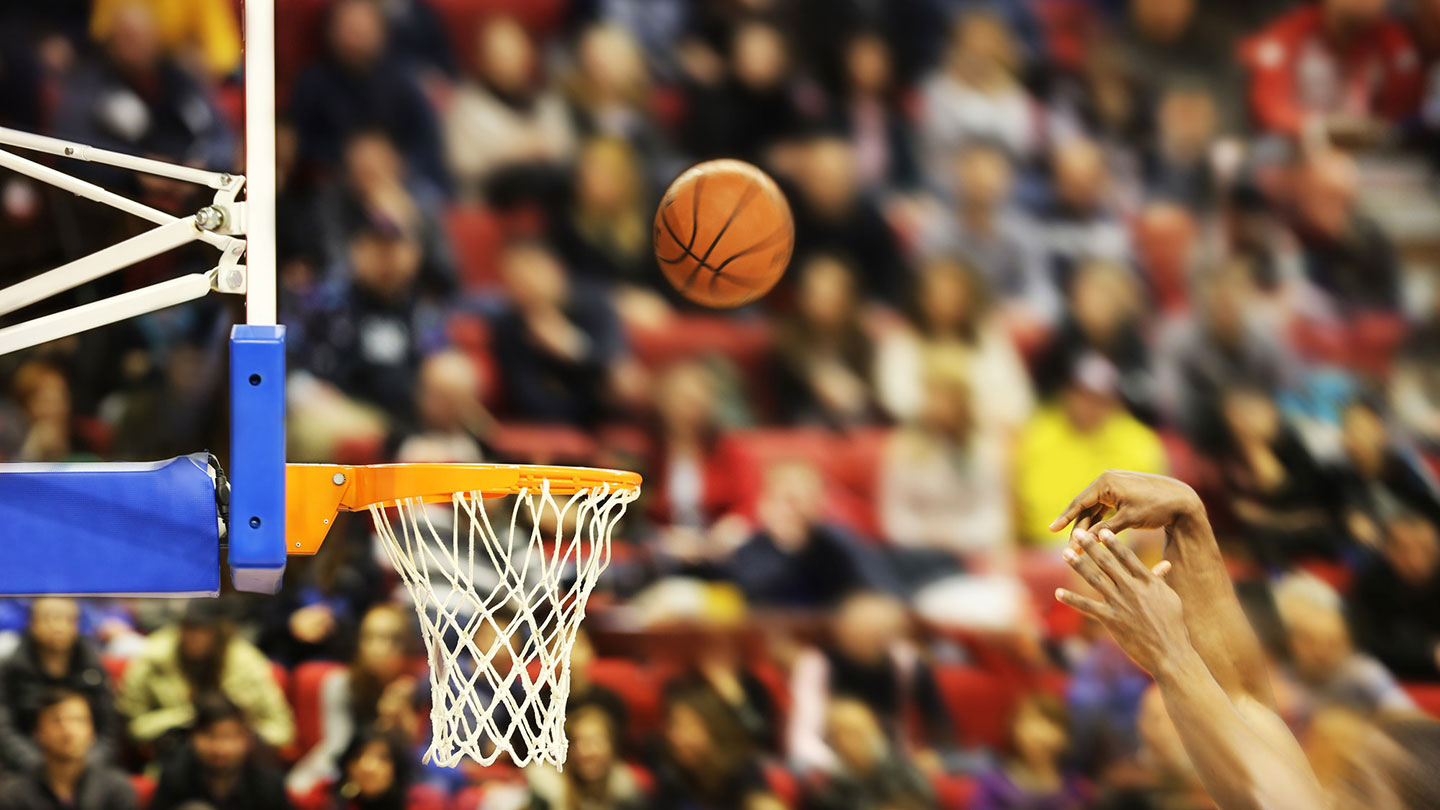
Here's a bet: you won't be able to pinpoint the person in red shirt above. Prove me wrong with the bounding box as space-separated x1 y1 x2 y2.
1242 0 1422 143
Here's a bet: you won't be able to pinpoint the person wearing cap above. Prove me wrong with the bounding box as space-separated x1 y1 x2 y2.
117 601 294 757
1014 353 1166 547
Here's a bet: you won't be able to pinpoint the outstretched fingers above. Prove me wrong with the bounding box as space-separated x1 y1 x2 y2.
1055 587 1109 619
1063 541 1117 598
1077 530 1130 586
1050 476 1109 532
1100 529 1150 579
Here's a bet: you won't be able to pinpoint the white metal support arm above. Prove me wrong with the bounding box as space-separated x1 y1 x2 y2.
0 130 252 356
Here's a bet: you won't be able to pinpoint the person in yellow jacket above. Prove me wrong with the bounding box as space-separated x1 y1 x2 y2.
118 601 294 753
91 0 241 80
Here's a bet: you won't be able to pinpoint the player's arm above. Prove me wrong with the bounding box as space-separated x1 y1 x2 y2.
1050 471 1273 706
1057 533 1323 810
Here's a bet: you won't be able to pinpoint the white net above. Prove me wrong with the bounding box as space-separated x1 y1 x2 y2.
369 478 638 768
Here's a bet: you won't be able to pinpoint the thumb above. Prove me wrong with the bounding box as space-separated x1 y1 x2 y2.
1152 560 1172 579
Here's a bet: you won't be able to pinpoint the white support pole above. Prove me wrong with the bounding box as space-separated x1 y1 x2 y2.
0 218 204 317
0 127 233 189
0 149 231 251
0 273 214 355
244 0 277 326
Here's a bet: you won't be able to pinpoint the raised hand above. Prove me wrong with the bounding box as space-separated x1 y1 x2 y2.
1049 469 1204 541
1056 529 1187 676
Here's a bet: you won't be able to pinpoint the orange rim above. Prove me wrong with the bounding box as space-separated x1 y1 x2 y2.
285 463 642 555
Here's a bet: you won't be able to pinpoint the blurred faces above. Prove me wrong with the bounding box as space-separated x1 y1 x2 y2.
35 696 93 764
1158 87 1217 160
14 363 71 424
833 592 907 664
1200 261 1254 343
732 21 788 91
194 717 250 776
1222 388 1281 446
954 145 1013 211
950 12 1018 80
664 702 714 770
844 33 892 95
826 699 885 774
1340 404 1388 475
1384 516 1440 587
1131 0 1195 42
1295 151 1359 240
356 606 408 683
919 362 973 439
478 17 535 94
330 0 387 70
758 460 824 550
179 625 220 665
656 361 716 438
1011 697 1069 768
350 231 422 301
798 138 861 217
502 243 568 312
106 3 162 74
916 258 979 336
415 351 481 434
576 138 641 216
1070 261 1137 342
29 598 79 658
1276 577 1352 684
577 24 647 101
1053 139 1109 213
796 255 858 333
344 133 404 195
567 707 617 786
347 739 397 799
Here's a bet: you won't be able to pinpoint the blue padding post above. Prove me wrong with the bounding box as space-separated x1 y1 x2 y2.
0 455 220 595
229 324 287 593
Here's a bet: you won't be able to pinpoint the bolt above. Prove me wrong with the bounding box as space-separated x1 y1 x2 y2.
294 542 301 547
332 473 346 486
249 516 261 529
220 174 232 185
64 147 74 156
323 518 330 525
226 270 243 289
231 245 243 255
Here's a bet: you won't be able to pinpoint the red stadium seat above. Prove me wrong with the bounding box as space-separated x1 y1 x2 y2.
931 773 978 808
627 315 774 410
292 661 346 755
933 666 1018 749
1404 683 1440 719
272 0 334 102
102 655 128 689
130 774 155 808
449 787 483 810
407 783 447 810
489 423 598 465
588 658 664 743
445 206 506 291
763 761 801 808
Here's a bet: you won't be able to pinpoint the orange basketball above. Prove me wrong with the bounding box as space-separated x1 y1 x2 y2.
653 160 794 308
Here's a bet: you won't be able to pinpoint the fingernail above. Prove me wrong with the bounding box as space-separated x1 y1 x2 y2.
1054 588 1066 601
1074 529 1092 543
1062 548 1078 562
1100 529 1116 543
1049 516 1065 530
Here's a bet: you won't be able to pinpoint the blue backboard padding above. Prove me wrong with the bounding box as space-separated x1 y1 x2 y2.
0 455 220 595
228 324 287 594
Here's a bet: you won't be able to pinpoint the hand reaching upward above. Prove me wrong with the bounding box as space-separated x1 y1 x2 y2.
1057 529 1186 675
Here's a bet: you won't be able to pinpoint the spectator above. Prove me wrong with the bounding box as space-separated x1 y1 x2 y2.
802 697 933 810
1014 353 1166 547
0 598 117 773
876 254 1034 436
920 10 1040 180
1034 259 1155 424
150 694 292 810
973 694 1089 810
917 141 1060 328
257 522 385 668
1140 82 1220 208
827 30 920 193
727 461 899 609
651 684 767 810
1272 574 1415 728
563 23 663 162
771 254 880 428
1215 386 1343 568
524 704 646 810
548 136 657 293
294 220 434 421
372 0 456 81
1031 138 1130 295
8 362 97 466
1094 685 1209 810
0 689 136 810
1351 511 1440 680
314 130 457 297
681 18 802 163
1332 399 1440 549
1116 0 1242 127
117 600 294 753
785 135 907 305
288 605 419 795
645 360 755 531
1289 149 1402 315
333 727 413 810
664 618 777 751
490 241 633 427
564 630 629 738
1156 259 1297 445
445 15 576 203
787 592 950 775
289 0 448 191
49 0 234 234
1390 285 1440 446
1241 0 1421 142
89 0 240 80
392 350 491 464
878 358 1013 564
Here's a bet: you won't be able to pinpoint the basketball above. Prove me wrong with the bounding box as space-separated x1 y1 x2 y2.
653 159 794 308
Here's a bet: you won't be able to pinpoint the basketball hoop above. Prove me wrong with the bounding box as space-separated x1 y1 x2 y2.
288 464 641 767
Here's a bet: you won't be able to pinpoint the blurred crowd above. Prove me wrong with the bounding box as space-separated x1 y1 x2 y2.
3 0 1440 807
